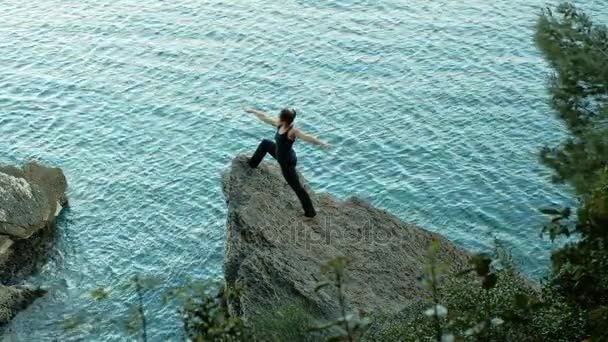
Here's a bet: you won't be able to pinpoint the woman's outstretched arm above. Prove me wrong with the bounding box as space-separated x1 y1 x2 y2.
245 109 278 127
293 128 331 149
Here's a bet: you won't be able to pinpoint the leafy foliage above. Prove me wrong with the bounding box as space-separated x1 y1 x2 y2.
167 260 369 342
166 282 251 342
535 3 608 194
419 239 451 341
535 3 608 340
539 207 572 241
365 266 585 341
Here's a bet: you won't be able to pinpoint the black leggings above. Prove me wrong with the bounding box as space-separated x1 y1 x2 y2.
248 139 316 217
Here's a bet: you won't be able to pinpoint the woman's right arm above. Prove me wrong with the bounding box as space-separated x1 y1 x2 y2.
293 128 331 149
245 109 278 127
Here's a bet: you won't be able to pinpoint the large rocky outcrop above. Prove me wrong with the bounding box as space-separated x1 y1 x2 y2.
0 162 67 326
222 155 470 321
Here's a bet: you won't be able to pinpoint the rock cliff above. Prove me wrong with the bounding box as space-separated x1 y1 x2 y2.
0 162 67 326
222 155 470 321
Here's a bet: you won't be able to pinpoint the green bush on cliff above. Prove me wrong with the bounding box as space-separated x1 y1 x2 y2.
535 3 608 340
166 282 250 342
364 254 585 341
172 282 322 342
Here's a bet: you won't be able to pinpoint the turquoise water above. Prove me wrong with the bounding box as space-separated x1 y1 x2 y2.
1 0 606 340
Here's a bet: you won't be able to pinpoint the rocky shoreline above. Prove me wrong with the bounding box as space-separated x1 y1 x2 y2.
0 156 473 329
222 155 471 322
0 162 67 326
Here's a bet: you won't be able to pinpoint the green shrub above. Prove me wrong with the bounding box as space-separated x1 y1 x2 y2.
364 269 585 341
166 282 251 342
535 3 608 339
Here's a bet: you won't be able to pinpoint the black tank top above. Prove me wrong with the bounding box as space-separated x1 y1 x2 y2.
275 125 296 165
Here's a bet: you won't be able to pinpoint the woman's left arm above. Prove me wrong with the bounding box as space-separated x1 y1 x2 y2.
293 128 331 149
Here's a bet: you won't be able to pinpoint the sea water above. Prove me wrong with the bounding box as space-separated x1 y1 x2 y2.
1 0 606 340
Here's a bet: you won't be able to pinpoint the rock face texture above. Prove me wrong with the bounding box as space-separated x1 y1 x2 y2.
0 162 67 326
222 155 470 321
0 285 45 325
0 162 67 239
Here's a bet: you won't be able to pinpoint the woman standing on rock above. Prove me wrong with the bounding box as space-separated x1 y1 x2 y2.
245 108 330 219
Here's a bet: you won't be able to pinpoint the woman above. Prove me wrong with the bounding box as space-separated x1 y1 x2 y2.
246 108 330 218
